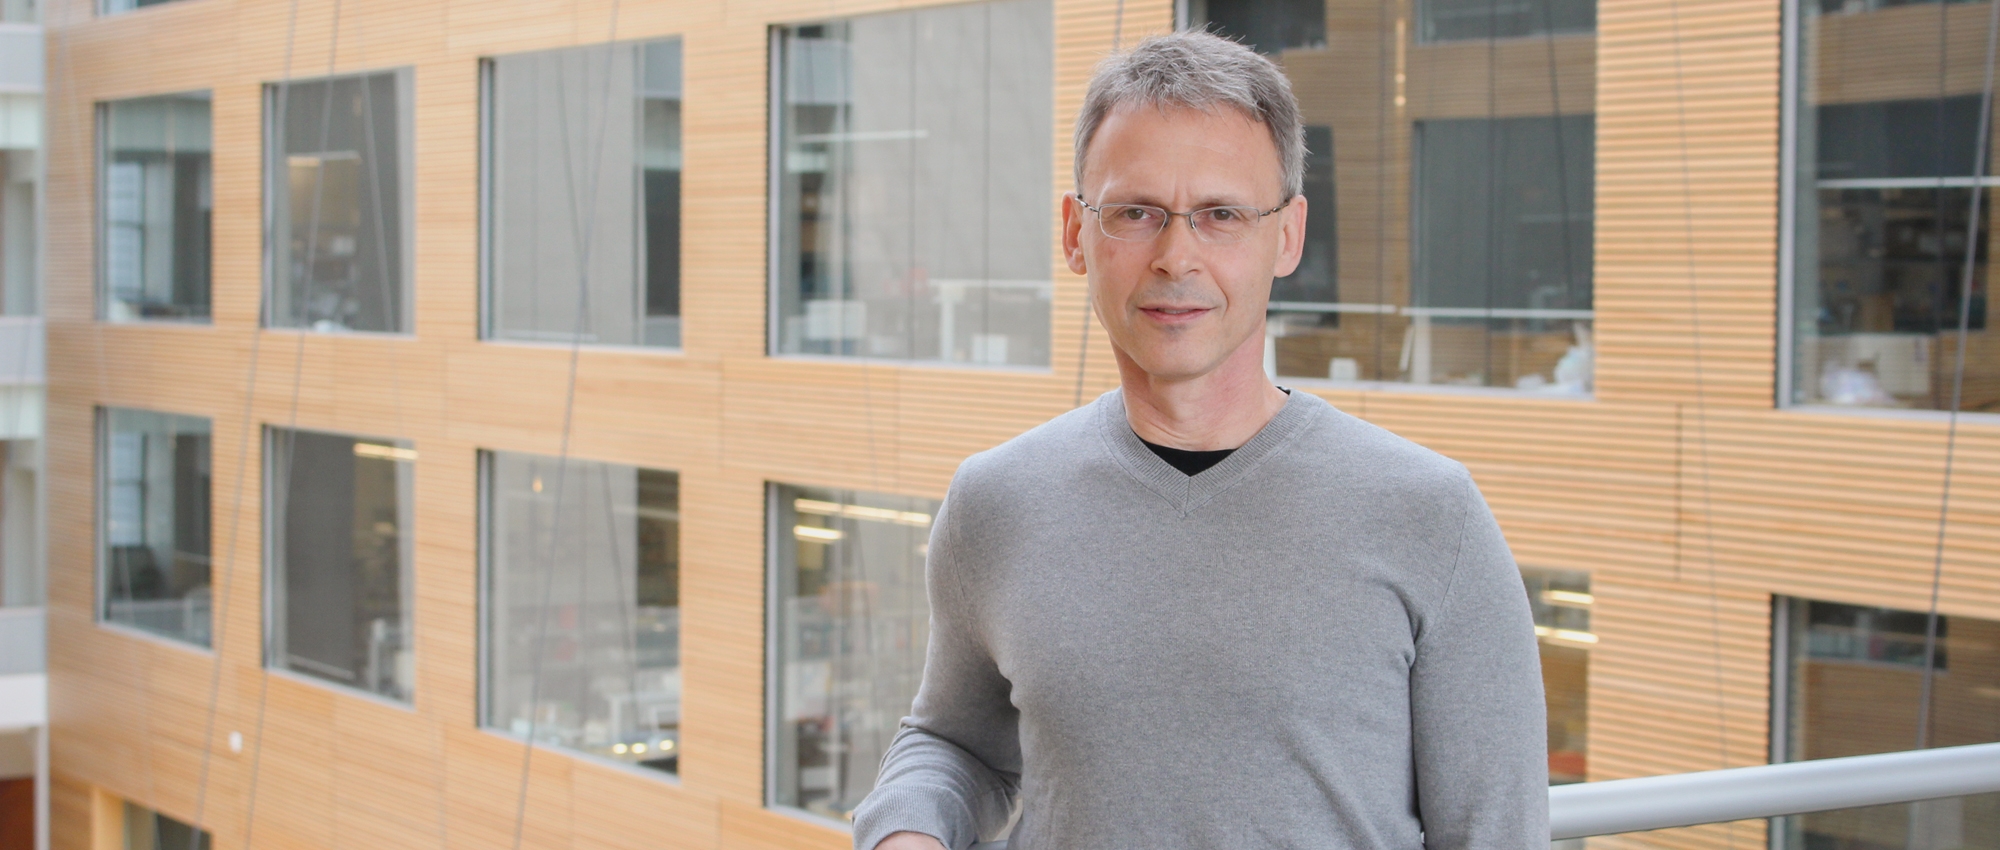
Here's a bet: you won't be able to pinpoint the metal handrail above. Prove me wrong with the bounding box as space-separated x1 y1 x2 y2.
962 741 2000 848
1550 740 2000 839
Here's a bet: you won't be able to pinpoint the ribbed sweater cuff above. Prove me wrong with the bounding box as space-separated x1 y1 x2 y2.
850 784 975 850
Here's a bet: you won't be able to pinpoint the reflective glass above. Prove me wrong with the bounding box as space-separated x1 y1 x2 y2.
1524 567 1591 785
773 0 1053 366
266 427 414 701
100 93 211 322
487 39 682 348
1203 0 1596 392
0 439 39 608
99 408 210 646
102 0 182 13
122 801 207 850
265 72 409 333
3 147 37 315
1773 598 2000 848
483 451 681 774
770 484 938 820
1789 1 2000 411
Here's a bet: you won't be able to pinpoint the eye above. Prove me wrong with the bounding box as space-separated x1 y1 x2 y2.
1116 206 1154 221
1208 208 1241 222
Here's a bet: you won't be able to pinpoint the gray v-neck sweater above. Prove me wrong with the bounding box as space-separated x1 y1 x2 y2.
851 389 1548 850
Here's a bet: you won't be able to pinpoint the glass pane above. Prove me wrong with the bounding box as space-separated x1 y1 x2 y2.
266 72 407 333
103 0 183 13
1203 0 1596 393
0 439 40 608
1790 3 2000 411
100 408 211 647
1524 567 1591 785
770 483 939 820
1774 598 2000 848
1416 0 1595 42
100 93 211 322
487 38 682 348
773 0 1054 366
2 147 37 315
122 801 207 850
483 451 681 774
267 427 414 701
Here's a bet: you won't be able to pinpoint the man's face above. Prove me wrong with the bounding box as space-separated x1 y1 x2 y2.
1064 103 1305 383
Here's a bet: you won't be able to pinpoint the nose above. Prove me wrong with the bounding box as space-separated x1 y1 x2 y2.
1149 211 1204 281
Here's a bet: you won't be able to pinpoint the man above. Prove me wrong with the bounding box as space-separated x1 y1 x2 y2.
853 30 1547 850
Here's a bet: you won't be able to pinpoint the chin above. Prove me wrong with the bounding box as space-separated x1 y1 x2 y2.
1132 352 1228 382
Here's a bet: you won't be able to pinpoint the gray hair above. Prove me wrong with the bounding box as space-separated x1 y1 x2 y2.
1073 29 1305 200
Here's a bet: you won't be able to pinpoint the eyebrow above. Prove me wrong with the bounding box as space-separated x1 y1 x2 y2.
1102 194 1256 209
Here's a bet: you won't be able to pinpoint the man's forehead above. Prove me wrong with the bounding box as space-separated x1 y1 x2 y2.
1082 101 1283 199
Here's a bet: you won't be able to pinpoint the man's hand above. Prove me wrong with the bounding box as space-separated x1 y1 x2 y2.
874 831 949 850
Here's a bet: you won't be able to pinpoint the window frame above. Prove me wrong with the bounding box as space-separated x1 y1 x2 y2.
260 424 418 706
259 67 417 336
1775 0 2000 421
94 404 215 651
473 448 686 783
96 90 216 325
763 11 1059 372
476 39 688 353
761 480 944 825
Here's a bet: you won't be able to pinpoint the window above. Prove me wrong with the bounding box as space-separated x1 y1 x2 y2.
1201 0 1596 393
482 451 681 774
266 427 413 701
265 71 410 333
99 408 210 646
1785 0 1998 412
485 39 683 348
100 93 212 322
1523 567 1591 785
102 0 181 13
1774 598 2000 847
772 0 1053 366
768 484 939 820
2 134 37 316
0 439 40 608
1415 0 1594 42
122 801 207 850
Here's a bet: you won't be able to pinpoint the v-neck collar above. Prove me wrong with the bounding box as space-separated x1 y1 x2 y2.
1094 387 1321 516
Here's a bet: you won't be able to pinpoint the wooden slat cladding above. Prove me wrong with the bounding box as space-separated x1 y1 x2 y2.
1594 0 1781 408
34 0 2000 849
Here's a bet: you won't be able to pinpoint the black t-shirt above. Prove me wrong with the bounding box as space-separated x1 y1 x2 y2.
1139 439 1236 476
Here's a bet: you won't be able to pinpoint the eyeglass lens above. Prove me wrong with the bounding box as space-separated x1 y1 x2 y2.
1096 204 1267 243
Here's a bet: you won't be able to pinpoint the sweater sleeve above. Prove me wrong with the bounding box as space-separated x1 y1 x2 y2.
1410 474 1549 850
850 486 1022 850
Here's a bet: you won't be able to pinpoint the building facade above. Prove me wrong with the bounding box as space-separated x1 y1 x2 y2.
36 0 2000 847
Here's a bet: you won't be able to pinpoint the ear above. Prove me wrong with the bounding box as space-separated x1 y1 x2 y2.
1271 194 1307 278
1062 193 1089 276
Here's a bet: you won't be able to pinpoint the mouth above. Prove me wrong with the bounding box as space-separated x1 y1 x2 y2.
1139 306 1213 324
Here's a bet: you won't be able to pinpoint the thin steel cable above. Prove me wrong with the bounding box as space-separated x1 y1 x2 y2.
181 0 306 844
1073 0 1124 407
1481 0 1498 387
592 462 648 763
1663 0 1737 837
510 5 625 845
1538 0 1578 328
1915 0 2000 760
243 4 355 847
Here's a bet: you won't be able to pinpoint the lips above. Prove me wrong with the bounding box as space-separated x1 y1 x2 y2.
1140 306 1213 323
